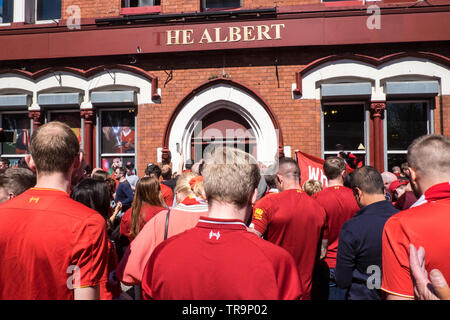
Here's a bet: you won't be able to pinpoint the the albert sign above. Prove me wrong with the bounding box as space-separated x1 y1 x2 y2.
166 24 285 45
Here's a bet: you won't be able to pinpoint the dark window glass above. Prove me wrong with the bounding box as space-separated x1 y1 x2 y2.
37 0 61 20
323 104 365 151
204 0 240 9
387 154 407 172
0 0 14 23
1 114 30 155
122 0 160 7
101 110 135 154
386 102 428 151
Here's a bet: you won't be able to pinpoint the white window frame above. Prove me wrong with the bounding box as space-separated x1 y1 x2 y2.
0 111 32 159
383 99 434 171
321 101 370 165
96 108 137 169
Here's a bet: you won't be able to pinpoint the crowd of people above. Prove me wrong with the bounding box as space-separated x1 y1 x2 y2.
0 120 449 300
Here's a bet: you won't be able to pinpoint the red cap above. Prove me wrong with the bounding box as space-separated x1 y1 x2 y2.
389 179 408 194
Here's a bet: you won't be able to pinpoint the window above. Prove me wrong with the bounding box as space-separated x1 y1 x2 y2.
98 109 136 173
36 0 61 20
385 101 432 170
121 0 160 7
47 110 83 149
322 103 368 165
202 0 241 10
0 0 14 23
0 113 31 167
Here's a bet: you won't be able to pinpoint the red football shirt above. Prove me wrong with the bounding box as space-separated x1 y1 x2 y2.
250 189 326 299
312 185 359 268
160 183 174 207
120 204 166 241
142 217 302 300
381 183 450 298
0 188 109 300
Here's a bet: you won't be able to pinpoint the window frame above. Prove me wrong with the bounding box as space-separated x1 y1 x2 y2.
96 107 137 169
201 0 242 12
383 99 434 171
0 111 32 160
34 0 61 24
321 101 370 165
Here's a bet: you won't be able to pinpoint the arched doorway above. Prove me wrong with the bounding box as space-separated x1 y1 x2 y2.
164 80 282 170
191 108 257 162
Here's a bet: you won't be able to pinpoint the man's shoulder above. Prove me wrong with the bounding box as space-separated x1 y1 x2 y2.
0 189 104 225
241 230 296 262
385 198 450 230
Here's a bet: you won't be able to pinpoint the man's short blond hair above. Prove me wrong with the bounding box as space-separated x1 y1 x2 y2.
407 134 450 178
30 121 80 174
202 147 260 208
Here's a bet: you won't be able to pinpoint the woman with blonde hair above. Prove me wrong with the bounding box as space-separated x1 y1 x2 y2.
120 176 166 242
116 172 208 285
174 172 206 206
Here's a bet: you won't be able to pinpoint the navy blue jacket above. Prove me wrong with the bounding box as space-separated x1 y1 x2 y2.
115 181 134 211
335 200 399 300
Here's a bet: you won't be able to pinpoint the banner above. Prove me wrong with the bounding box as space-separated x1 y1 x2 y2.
295 151 355 187
295 151 328 187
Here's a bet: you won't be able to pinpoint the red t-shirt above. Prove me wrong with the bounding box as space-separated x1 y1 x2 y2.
120 204 166 241
381 182 450 298
312 185 359 268
250 189 326 300
141 217 302 300
0 188 109 300
161 183 174 207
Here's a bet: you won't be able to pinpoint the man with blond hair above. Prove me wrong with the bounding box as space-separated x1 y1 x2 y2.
141 147 302 299
382 134 450 300
0 121 108 300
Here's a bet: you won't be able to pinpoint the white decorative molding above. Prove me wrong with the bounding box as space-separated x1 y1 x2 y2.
299 57 450 100
168 83 279 171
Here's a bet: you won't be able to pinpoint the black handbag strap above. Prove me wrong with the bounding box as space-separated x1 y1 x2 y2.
164 209 171 240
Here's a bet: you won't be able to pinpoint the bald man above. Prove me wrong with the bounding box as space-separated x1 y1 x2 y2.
381 171 398 201
249 157 326 299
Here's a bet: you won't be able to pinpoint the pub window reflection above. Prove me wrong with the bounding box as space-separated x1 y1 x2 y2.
386 101 431 170
100 109 136 173
322 103 367 167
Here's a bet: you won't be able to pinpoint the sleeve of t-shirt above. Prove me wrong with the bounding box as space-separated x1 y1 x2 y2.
70 214 109 289
335 225 356 289
381 217 414 298
250 197 273 236
162 187 174 207
119 209 131 238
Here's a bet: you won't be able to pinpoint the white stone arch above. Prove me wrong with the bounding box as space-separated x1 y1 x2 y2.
299 57 450 100
168 83 279 170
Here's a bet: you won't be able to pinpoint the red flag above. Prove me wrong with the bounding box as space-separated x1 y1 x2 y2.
295 151 354 187
295 151 328 187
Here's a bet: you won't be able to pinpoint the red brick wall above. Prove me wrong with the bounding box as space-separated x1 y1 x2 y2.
61 0 322 18
441 95 450 138
62 0 121 19
135 63 322 176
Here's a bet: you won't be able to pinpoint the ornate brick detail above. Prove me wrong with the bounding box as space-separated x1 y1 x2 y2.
81 109 96 125
370 101 386 119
